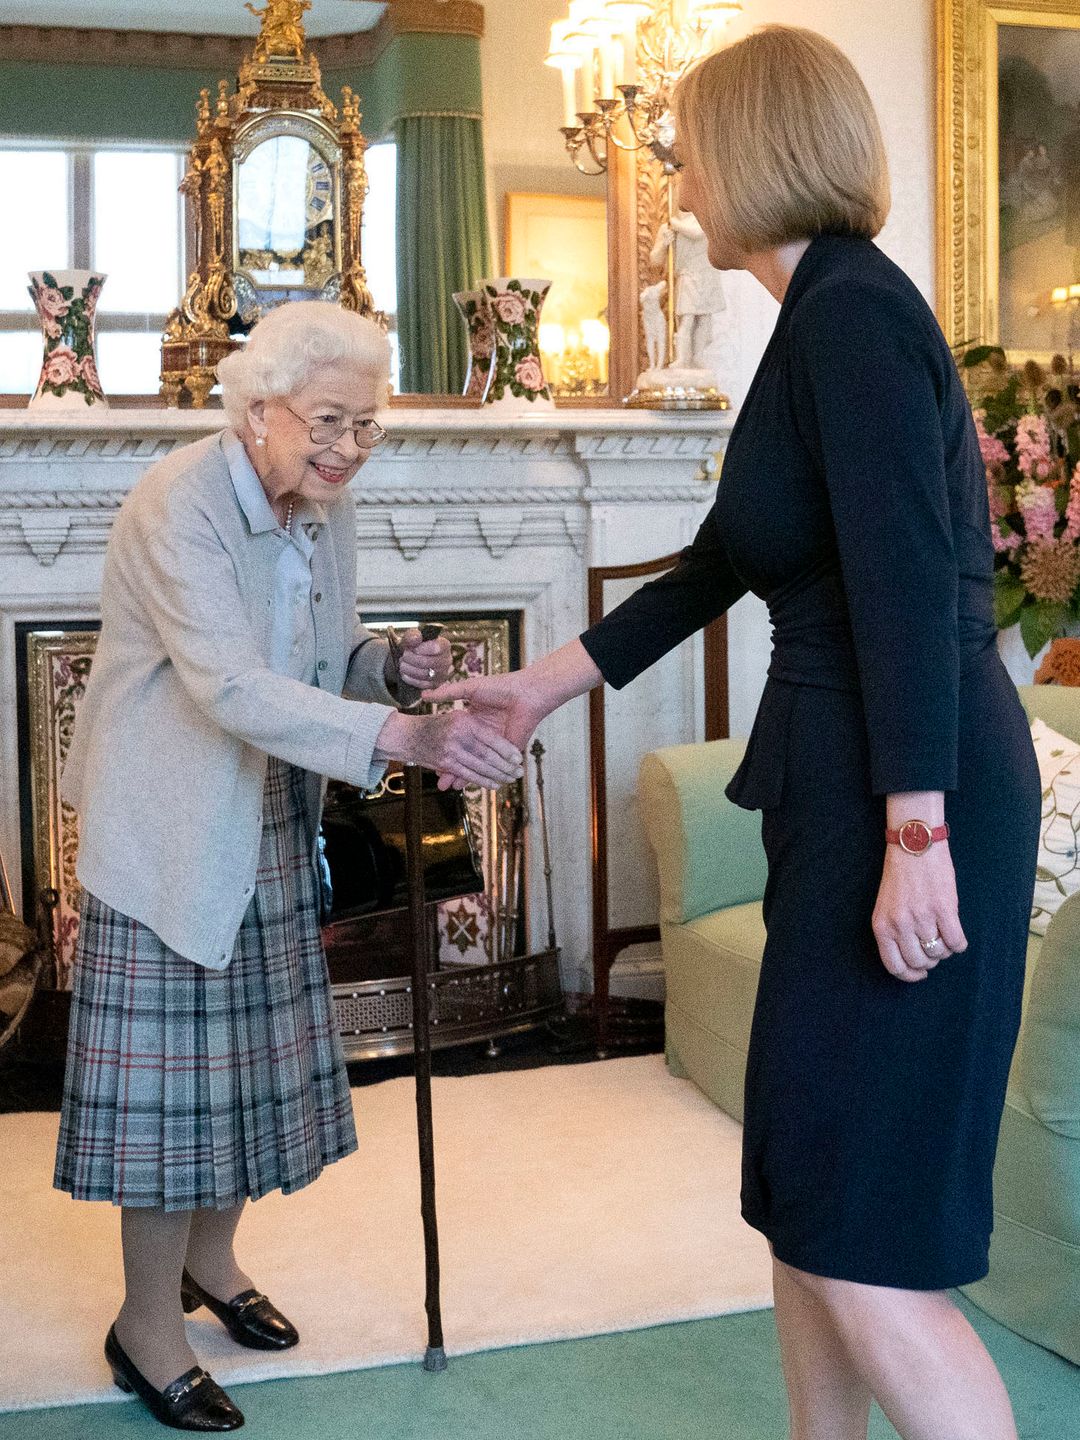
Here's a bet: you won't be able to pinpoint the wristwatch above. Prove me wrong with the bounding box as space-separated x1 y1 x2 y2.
885 820 950 855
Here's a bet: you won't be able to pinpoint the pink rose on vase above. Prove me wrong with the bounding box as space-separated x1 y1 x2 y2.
493 292 527 327
79 353 103 396
514 356 545 392
43 317 62 340
35 284 70 321
473 316 495 353
43 345 79 388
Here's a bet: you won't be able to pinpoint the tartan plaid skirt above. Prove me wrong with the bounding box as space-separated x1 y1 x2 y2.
53 758 357 1211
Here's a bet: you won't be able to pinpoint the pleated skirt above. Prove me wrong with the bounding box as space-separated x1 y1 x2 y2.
53 757 357 1211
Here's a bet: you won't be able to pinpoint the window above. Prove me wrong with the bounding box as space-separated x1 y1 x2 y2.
362 141 400 392
1 138 399 398
0 144 185 397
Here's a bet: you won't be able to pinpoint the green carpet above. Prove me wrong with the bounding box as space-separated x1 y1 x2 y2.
2 1297 1076 1440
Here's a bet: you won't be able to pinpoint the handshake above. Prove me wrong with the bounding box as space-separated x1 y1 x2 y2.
377 628 554 791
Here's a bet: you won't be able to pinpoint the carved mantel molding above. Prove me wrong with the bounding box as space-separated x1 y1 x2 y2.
0 2 485 72
0 407 728 567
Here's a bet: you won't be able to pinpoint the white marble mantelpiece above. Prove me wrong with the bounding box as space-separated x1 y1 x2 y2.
0 406 735 996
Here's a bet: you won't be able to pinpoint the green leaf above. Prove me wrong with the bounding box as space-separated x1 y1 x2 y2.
1036 865 1058 881
963 344 1007 368
993 571 1027 629
42 271 57 288
1020 600 1067 659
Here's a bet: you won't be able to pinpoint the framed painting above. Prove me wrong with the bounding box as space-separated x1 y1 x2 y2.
504 191 609 395
939 0 1080 359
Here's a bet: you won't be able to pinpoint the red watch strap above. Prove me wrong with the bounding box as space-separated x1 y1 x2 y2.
885 820 950 854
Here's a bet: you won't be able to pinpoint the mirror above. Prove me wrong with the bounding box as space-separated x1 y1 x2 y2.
233 124 343 323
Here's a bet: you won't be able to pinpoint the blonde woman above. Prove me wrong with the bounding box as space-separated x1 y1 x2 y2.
428 28 1039 1440
55 302 522 1431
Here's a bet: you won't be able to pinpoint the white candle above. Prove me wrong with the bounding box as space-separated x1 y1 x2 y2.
580 47 596 112
561 65 578 128
621 23 638 85
598 38 614 99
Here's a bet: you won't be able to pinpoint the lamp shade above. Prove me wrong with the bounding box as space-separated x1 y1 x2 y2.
545 18 584 66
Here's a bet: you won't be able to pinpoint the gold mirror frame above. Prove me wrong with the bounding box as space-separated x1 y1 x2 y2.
938 0 1080 359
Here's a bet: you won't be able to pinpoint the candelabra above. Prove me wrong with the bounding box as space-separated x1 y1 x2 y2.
545 0 741 176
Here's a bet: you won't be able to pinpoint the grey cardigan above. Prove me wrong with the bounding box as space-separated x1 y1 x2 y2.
62 430 399 970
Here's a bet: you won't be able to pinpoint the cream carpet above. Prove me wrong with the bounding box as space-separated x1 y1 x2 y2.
0 1055 773 1412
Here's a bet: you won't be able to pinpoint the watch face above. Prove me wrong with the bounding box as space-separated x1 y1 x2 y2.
899 820 932 855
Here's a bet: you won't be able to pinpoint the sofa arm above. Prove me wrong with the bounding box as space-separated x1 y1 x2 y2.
1017 888 1080 1138
638 739 768 926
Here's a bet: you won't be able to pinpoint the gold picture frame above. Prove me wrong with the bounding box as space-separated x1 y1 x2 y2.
939 0 1080 359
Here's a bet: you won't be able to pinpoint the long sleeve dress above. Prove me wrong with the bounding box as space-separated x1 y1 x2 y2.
581 233 1041 1288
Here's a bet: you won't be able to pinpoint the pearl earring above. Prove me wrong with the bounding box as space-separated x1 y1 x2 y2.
255 436 265 447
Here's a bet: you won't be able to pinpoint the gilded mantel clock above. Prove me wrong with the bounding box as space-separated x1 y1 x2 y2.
161 0 377 406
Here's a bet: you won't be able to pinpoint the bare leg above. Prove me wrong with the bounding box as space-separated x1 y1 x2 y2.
772 1257 872 1440
114 1207 199 1391
185 1202 254 1300
778 1261 1019 1440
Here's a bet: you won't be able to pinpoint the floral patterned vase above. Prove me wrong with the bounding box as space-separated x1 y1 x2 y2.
453 289 496 401
28 270 108 411
481 277 554 412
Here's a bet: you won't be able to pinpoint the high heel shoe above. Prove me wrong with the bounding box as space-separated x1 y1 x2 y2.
181 1269 300 1351
104 1325 244 1431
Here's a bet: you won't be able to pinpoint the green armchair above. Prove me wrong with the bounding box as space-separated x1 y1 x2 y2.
638 684 1080 1364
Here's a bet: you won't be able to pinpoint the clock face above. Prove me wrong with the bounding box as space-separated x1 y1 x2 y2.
899 820 932 854
306 155 334 227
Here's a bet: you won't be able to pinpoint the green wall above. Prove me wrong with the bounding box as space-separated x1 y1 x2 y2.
0 34 483 146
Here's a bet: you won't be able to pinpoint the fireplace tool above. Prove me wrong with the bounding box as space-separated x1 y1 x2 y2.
391 622 449 1373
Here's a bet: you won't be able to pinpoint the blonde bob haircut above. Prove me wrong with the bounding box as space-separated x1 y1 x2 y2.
673 26 890 253
217 300 390 432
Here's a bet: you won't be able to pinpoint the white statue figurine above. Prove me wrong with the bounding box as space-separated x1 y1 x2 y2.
640 280 667 372
648 208 727 371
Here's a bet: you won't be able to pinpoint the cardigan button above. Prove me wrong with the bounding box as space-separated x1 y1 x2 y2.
318 659 328 672
314 592 322 603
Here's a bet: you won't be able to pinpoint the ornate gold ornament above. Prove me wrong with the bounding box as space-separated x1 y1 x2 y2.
161 0 378 406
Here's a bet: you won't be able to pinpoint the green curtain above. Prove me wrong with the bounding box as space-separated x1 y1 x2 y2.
396 115 492 396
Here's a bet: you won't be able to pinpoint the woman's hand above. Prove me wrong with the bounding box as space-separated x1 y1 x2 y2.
391 628 453 692
872 843 968 983
374 709 523 790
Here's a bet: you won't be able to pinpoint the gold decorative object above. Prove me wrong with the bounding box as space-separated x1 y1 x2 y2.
938 0 1080 360
161 0 378 406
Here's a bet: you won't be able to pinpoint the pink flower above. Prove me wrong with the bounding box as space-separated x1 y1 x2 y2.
472 315 494 353
514 356 545 392
1015 413 1053 480
35 284 70 321
1016 478 1058 544
1064 471 1080 543
79 353 102 396
973 410 1009 472
43 345 79 388
493 292 527 327
43 317 61 340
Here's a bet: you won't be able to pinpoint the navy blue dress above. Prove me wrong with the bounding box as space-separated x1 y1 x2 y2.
582 233 1041 1288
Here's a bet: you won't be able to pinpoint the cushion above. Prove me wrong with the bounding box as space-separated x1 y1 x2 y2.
1030 717 1080 935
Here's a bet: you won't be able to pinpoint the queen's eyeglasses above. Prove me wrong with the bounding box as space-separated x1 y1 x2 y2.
285 404 388 448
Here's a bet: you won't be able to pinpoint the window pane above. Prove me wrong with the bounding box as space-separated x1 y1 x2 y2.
93 151 182 314
362 142 397 316
96 331 165 395
0 332 45 396
0 151 69 311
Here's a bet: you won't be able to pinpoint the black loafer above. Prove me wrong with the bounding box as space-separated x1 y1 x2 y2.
105 1325 244 1431
181 1270 300 1351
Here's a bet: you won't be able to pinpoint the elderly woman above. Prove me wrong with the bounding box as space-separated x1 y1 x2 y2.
54 301 522 1431
428 28 1039 1440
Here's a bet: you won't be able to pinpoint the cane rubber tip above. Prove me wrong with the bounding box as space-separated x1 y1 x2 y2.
423 1346 448 1373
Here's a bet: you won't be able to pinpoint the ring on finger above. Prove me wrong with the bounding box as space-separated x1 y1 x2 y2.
919 933 945 955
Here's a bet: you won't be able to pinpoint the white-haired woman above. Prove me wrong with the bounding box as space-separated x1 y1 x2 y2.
54 301 522 1431
427 28 1038 1440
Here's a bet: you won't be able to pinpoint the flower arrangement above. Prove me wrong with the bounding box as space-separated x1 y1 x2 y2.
29 270 106 407
482 278 553 408
967 346 1080 657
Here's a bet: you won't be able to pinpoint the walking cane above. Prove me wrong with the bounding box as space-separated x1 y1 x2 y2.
391 622 448 1374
